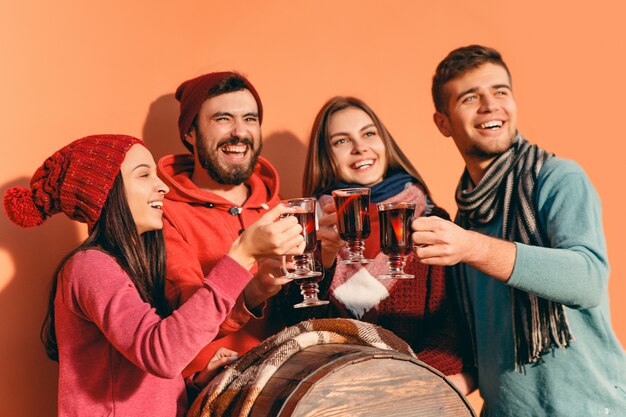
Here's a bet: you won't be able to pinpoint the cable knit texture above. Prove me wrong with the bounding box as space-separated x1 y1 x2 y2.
3 134 141 229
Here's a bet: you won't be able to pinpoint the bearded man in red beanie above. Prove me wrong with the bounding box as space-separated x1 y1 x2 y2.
158 72 289 381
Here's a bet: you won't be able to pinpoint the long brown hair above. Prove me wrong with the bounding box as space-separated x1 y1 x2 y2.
303 96 431 198
41 174 169 361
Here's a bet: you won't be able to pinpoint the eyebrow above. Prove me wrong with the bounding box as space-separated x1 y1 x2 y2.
211 111 259 118
131 163 153 172
329 123 376 140
456 84 512 102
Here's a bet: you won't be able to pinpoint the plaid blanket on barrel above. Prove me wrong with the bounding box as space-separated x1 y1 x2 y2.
187 318 416 417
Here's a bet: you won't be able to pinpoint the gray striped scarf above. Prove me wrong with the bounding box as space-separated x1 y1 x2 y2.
453 133 573 371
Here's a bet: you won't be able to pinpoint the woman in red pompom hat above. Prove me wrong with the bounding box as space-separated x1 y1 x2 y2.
3 134 305 417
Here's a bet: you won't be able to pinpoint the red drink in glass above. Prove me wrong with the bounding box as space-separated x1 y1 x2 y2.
379 205 414 256
294 211 317 253
280 198 321 280
331 188 373 264
334 193 371 241
376 202 415 279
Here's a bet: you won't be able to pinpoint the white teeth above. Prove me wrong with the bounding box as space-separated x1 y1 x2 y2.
222 145 247 153
480 121 503 129
149 201 163 209
354 159 374 169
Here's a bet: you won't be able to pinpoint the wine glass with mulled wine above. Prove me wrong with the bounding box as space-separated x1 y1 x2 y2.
331 188 373 264
377 201 415 279
280 198 329 308
280 198 323 280
290 240 329 308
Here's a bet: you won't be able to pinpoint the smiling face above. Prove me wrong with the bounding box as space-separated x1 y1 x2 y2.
327 106 388 187
120 144 169 235
434 63 517 177
188 89 262 185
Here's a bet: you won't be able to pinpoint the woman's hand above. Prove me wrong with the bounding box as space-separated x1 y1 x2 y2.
192 347 239 388
317 203 344 268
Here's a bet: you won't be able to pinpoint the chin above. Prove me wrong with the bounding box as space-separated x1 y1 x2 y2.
362 175 385 187
138 224 163 235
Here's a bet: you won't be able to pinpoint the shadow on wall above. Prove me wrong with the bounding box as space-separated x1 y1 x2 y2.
0 178 82 417
142 93 188 162
263 131 307 199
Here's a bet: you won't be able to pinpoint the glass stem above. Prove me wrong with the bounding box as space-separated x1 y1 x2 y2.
300 281 320 301
387 254 406 274
346 239 366 261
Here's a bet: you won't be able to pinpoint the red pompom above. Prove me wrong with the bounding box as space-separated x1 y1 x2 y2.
3 186 46 228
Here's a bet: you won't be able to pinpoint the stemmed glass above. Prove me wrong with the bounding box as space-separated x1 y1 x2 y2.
377 201 415 279
331 188 373 264
291 241 329 309
280 198 328 308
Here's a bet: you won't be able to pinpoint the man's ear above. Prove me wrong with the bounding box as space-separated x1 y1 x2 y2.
433 111 452 137
184 126 196 147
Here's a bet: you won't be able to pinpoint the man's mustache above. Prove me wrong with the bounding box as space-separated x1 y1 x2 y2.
216 137 254 150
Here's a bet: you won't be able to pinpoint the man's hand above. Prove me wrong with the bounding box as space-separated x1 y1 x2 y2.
192 347 238 388
228 204 305 270
243 257 292 310
411 216 475 266
411 216 516 282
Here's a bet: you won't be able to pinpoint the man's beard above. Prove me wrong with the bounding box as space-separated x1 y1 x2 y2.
196 135 262 185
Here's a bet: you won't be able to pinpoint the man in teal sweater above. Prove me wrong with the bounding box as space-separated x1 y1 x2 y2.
412 44 626 416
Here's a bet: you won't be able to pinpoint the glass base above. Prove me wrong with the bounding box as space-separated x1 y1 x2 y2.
284 270 322 279
378 273 414 279
294 298 330 309
339 257 374 265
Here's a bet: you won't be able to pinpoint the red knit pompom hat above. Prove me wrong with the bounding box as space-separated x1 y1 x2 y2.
3 134 142 229
175 71 263 152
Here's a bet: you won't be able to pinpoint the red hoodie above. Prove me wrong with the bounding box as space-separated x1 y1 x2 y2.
158 153 283 378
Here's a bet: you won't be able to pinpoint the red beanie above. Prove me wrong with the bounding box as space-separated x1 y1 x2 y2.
3 134 142 229
175 71 263 152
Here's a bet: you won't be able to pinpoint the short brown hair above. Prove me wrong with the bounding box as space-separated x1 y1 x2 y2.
432 45 511 113
303 96 431 198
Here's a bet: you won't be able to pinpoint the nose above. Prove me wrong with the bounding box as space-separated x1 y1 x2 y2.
478 94 498 113
350 138 367 155
156 177 169 194
231 117 250 139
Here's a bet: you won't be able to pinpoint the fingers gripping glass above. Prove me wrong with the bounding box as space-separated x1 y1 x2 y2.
377 202 415 279
331 188 373 264
280 198 329 308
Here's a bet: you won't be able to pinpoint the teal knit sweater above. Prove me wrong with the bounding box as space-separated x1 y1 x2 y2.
460 157 626 416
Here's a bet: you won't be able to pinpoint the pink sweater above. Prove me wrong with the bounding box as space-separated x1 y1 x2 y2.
54 249 252 417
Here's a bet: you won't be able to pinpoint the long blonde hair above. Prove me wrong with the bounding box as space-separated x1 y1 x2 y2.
303 96 431 198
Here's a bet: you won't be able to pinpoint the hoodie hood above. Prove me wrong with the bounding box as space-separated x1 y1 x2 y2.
157 153 280 208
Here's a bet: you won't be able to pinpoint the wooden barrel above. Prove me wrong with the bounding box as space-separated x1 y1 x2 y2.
247 344 476 417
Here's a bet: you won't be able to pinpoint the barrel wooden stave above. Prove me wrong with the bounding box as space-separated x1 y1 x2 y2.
249 344 475 417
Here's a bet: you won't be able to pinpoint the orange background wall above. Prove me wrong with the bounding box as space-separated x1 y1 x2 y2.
1 1 624 415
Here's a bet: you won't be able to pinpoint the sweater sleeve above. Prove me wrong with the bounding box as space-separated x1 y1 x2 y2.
507 158 609 308
63 250 252 379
